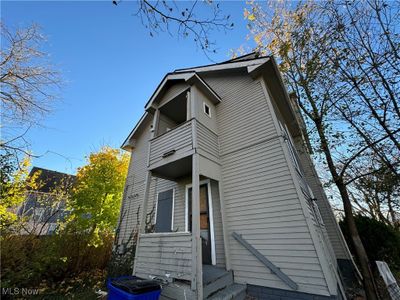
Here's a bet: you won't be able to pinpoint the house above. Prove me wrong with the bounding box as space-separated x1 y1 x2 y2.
17 167 75 235
117 54 357 300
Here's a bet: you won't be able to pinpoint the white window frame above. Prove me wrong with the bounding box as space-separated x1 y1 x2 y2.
184 179 216 265
279 121 303 174
154 188 175 232
203 102 211 118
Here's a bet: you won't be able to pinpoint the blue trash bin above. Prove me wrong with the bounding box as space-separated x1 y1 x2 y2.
107 276 161 300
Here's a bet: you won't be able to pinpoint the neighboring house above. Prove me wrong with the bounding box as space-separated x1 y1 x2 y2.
18 167 75 235
118 54 357 300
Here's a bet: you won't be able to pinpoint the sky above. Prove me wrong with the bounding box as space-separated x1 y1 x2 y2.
2 0 253 175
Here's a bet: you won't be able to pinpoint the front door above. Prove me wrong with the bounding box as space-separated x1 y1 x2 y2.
188 184 212 265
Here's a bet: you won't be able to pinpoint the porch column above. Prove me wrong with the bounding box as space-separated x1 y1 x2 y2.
191 152 203 299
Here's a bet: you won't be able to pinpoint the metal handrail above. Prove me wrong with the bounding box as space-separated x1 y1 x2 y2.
232 231 298 290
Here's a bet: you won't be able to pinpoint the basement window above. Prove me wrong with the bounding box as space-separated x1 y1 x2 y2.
203 102 211 117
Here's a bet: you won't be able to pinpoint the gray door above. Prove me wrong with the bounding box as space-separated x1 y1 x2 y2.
155 189 173 232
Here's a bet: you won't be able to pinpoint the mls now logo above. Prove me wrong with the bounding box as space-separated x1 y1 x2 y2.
2 287 39 296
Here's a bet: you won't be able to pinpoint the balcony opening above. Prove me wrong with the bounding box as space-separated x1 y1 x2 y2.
157 91 187 137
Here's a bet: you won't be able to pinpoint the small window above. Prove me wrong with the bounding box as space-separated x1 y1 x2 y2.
203 102 211 117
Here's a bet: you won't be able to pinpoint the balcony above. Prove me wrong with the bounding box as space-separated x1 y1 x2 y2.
148 118 219 179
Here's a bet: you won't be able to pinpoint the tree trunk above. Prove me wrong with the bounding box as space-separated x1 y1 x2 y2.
338 179 379 300
315 119 379 300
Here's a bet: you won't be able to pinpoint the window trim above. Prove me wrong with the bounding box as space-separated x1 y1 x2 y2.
203 102 211 118
279 121 303 174
154 188 175 232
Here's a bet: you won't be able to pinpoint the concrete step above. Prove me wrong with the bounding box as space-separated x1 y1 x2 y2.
207 283 247 300
203 265 234 299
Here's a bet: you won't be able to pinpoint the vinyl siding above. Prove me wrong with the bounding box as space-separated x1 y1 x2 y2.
135 232 192 281
197 121 219 162
149 120 193 167
202 70 331 296
158 81 189 107
294 138 351 261
192 85 219 133
144 177 226 266
118 118 152 245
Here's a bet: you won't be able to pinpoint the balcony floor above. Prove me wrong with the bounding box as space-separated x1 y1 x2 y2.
151 155 192 180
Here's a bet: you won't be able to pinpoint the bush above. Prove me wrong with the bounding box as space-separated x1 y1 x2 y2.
0 232 113 288
339 215 400 271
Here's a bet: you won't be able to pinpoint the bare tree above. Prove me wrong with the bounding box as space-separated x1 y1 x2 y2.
114 0 234 58
0 22 61 158
242 1 399 298
349 159 400 229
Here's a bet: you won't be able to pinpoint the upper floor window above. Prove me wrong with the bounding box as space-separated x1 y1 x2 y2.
203 102 211 118
279 121 303 175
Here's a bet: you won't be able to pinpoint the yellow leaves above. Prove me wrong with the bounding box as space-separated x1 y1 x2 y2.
0 155 33 230
67 146 129 246
244 8 256 22
254 33 263 46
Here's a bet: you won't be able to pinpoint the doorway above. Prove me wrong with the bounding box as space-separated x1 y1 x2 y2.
186 182 215 265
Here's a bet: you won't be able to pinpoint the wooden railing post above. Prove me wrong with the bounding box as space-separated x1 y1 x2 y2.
191 153 203 299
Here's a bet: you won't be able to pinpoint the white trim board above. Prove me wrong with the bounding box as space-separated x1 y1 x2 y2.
185 179 217 266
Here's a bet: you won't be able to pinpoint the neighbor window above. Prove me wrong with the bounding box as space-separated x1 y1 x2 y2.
155 189 174 232
203 102 211 117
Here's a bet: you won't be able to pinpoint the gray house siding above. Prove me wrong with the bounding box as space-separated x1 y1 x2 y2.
118 118 152 244
135 232 192 281
293 139 351 261
192 85 219 134
118 56 350 299
202 70 333 296
158 81 189 108
121 152 225 268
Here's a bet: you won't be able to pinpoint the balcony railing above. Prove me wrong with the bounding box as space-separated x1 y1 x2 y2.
148 119 219 170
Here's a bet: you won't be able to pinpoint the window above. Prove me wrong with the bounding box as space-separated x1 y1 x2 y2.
203 102 211 117
155 189 174 232
279 121 303 174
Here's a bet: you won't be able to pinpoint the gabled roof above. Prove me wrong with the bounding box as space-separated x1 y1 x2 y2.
174 55 270 74
28 167 76 193
122 71 222 151
121 112 151 151
121 53 301 151
144 72 221 111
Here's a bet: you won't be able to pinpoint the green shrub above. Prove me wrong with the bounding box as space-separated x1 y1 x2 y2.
0 232 113 288
339 215 400 271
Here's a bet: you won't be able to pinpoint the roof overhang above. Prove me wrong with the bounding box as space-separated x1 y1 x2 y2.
144 72 221 112
121 112 151 151
174 56 270 74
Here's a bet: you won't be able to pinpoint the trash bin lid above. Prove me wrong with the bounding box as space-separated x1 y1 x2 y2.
111 277 161 295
